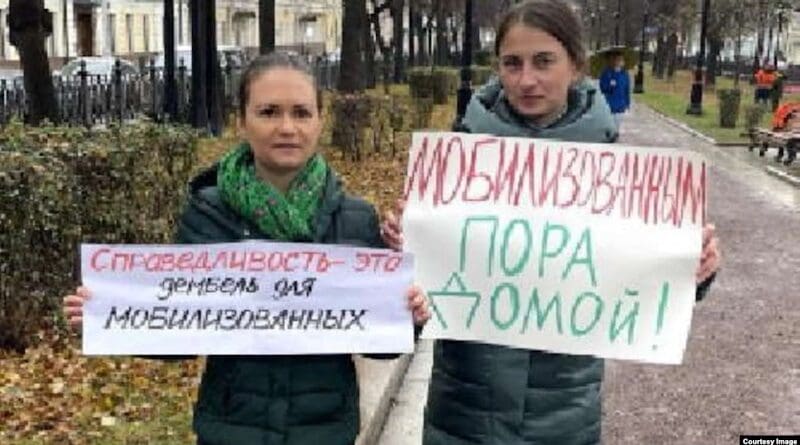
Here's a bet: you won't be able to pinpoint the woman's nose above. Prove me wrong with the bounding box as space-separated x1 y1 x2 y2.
278 114 295 133
519 63 540 88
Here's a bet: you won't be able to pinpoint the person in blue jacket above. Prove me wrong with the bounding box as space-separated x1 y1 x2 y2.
599 51 631 129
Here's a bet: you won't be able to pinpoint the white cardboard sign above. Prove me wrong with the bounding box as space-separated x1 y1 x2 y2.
81 241 415 355
404 131 706 364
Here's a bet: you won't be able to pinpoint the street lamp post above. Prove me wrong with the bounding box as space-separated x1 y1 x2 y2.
456 0 473 124
634 1 648 94
686 0 711 115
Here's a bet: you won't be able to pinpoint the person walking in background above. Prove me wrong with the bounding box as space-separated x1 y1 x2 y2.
599 51 631 129
755 65 777 107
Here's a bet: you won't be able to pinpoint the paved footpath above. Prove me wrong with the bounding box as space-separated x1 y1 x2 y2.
378 102 800 444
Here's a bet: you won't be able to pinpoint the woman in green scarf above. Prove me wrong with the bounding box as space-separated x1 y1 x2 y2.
63 52 430 445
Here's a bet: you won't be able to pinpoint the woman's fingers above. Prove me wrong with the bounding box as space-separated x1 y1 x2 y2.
381 209 404 250
76 286 91 300
696 237 720 283
63 287 90 330
701 224 715 247
406 286 430 326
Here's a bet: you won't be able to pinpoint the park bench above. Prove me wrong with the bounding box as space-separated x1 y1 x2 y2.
745 128 799 166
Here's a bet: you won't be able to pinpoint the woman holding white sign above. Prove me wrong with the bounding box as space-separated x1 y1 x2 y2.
63 52 430 445
381 1 720 444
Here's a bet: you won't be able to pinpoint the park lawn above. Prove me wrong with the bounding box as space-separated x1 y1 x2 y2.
636 68 800 145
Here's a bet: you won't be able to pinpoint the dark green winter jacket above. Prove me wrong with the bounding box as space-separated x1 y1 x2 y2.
422 78 714 445
174 163 387 445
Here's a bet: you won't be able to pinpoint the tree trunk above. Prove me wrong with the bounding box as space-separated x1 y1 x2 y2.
765 15 774 64
8 0 58 125
392 0 404 82
753 6 765 72
666 32 678 79
206 0 223 135
364 4 376 89
339 0 365 93
653 32 665 78
417 15 428 65
190 1 207 129
434 0 448 65
190 0 223 134
734 11 743 89
259 0 275 54
408 1 415 68
705 36 722 88
164 0 177 120
450 12 459 66
370 1 390 56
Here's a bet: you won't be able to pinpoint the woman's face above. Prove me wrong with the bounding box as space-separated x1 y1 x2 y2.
239 67 322 177
497 24 580 124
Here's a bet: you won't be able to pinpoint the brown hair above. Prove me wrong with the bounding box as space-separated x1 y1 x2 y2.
495 0 587 72
238 51 323 117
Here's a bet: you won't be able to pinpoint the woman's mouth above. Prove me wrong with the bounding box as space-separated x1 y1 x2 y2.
272 143 301 150
522 94 543 102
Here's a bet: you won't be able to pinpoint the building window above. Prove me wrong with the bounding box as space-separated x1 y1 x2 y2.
126 14 133 53
143 15 149 52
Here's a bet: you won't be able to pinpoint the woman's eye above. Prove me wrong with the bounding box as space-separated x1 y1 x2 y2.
293 108 312 119
533 55 555 68
502 58 522 70
257 107 278 117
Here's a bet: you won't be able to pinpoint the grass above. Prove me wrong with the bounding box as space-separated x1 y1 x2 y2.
635 66 800 144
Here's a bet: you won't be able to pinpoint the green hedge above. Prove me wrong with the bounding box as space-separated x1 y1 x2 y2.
0 121 198 351
470 66 495 88
408 67 460 104
408 66 496 102
330 93 399 160
717 89 742 128
743 104 767 131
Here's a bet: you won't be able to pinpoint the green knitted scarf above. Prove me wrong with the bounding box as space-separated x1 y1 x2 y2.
217 143 328 241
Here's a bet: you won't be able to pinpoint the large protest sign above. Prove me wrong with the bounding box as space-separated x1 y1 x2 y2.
81 242 414 355
403 131 706 364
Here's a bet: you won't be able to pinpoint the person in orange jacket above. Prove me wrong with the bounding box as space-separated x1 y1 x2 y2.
754 65 777 106
772 102 800 131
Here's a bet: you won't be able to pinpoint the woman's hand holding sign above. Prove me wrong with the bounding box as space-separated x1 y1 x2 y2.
381 199 406 252
697 224 720 284
407 285 430 326
63 286 90 331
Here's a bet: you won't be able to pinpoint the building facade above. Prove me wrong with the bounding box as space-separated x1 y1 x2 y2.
0 0 343 67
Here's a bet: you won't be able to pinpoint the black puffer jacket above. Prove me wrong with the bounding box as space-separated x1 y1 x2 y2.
422 78 714 445
175 164 386 445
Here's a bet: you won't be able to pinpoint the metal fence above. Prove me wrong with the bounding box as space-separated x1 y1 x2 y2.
0 57 341 129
